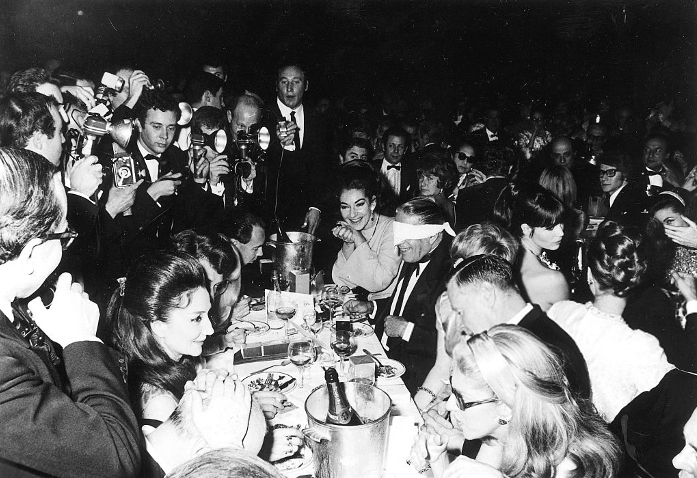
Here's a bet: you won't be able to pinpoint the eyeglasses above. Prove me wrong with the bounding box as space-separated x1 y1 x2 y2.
213 279 233 296
598 168 619 178
38 228 78 250
455 152 474 162
449 377 498 411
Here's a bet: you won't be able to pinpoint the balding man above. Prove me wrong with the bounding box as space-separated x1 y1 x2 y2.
548 136 600 209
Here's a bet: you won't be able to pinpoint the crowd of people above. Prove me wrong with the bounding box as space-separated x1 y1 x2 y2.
0 56 697 478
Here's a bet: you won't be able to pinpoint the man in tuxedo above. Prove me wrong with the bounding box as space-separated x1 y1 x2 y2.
376 127 417 216
447 254 591 398
549 136 601 209
346 197 454 394
0 148 140 477
470 108 512 150
265 63 331 234
634 132 684 190
99 90 223 282
598 152 648 223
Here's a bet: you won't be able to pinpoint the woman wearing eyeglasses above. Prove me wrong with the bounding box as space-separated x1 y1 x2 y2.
410 325 620 478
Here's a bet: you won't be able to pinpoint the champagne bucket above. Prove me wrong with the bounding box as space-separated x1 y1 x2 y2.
267 232 317 286
304 383 392 478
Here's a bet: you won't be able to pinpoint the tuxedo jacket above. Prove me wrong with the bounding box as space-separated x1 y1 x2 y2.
605 181 650 224
518 304 591 399
372 157 418 217
374 237 452 395
264 104 333 229
98 141 223 280
0 309 140 477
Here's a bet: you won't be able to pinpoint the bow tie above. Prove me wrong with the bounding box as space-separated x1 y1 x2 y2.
387 164 401 171
646 168 665 176
145 154 160 161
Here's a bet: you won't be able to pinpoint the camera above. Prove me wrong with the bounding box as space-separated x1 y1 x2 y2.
112 152 138 188
100 72 125 93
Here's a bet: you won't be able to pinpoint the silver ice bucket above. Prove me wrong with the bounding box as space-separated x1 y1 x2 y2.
303 382 391 478
267 232 317 287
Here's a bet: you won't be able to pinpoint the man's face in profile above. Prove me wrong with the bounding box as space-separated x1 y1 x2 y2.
276 66 307 109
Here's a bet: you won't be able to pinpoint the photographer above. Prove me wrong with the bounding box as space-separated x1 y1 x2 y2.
98 89 223 291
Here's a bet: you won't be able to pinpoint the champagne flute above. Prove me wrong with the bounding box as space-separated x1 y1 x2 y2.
331 329 357 374
288 339 315 389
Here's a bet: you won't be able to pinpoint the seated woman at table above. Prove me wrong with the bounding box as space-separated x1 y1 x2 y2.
547 220 675 421
410 325 620 478
414 221 519 411
416 150 458 225
108 250 301 462
332 166 400 300
495 183 569 311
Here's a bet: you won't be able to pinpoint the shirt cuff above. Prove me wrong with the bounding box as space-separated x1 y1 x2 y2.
369 300 378 320
686 300 697 316
402 321 415 342
67 190 96 205
309 206 321 214
210 181 225 196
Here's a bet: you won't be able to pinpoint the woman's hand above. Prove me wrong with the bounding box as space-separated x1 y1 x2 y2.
258 426 304 462
422 409 466 453
673 271 697 302
665 215 697 249
332 222 356 243
252 390 287 419
409 431 448 475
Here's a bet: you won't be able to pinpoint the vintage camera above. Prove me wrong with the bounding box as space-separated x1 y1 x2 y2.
112 151 138 188
100 72 125 93
235 124 270 160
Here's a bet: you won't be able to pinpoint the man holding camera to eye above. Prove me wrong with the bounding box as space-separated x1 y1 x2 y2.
265 63 332 235
106 66 153 122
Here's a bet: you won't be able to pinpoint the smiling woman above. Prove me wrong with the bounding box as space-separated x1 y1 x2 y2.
107 250 213 423
331 166 400 300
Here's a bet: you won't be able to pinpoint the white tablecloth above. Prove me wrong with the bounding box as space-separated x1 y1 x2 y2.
229 309 429 477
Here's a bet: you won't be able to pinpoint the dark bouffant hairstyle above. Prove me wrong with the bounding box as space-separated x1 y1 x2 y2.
0 92 58 148
108 250 208 416
338 163 380 202
588 220 647 297
416 150 459 193
494 183 565 237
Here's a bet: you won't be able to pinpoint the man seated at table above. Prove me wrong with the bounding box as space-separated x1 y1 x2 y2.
345 197 454 394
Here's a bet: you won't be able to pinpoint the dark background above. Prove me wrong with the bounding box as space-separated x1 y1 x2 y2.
1 0 695 113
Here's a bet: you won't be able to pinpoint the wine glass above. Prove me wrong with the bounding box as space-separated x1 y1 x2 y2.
331 329 357 374
288 339 315 389
275 297 297 336
322 285 341 326
304 310 323 336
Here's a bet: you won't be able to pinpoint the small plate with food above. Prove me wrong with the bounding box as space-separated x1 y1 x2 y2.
375 358 406 382
229 320 270 337
243 372 297 393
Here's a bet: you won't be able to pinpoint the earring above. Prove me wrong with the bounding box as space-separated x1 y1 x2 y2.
498 418 508 425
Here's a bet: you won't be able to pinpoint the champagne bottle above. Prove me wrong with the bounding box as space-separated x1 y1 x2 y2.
273 217 291 243
324 367 364 426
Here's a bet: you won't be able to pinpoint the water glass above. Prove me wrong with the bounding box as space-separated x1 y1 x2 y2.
288 339 315 389
330 329 357 374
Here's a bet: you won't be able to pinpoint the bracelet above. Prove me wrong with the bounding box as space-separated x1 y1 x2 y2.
417 386 437 403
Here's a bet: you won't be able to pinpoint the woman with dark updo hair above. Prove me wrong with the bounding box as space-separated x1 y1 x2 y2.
547 221 674 422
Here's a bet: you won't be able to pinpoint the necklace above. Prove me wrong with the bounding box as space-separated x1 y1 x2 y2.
361 213 380 241
523 245 560 271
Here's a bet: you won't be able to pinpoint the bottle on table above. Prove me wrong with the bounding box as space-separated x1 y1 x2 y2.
324 367 364 426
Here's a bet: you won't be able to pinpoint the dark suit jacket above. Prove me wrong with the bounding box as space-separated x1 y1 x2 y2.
0 309 141 477
374 157 418 217
98 141 223 281
610 369 697 478
518 304 592 399
264 103 333 229
375 237 452 395
605 181 649 224
455 177 508 232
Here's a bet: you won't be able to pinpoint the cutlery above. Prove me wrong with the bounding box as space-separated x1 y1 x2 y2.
363 349 396 377
254 359 291 375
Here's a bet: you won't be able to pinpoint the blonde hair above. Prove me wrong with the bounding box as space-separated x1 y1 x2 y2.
452 325 620 478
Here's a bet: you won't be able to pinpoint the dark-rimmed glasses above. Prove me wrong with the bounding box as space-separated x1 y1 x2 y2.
598 168 618 178
39 228 78 250
450 377 498 411
213 279 233 296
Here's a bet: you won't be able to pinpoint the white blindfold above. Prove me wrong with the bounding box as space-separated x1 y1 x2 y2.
393 222 456 246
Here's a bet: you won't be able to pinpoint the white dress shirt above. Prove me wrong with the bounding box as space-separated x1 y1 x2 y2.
380 158 401 196
277 98 304 151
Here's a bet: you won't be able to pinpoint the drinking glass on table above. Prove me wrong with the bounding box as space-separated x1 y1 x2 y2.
331 328 357 374
275 296 297 336
304 310 323 336
321 285 342 326
288 338 315 389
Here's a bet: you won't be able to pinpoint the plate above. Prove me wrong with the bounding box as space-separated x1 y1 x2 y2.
243 371 297 393
272 444 313 475
229 320 270 337
376 358 406 382
331 322 374 337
